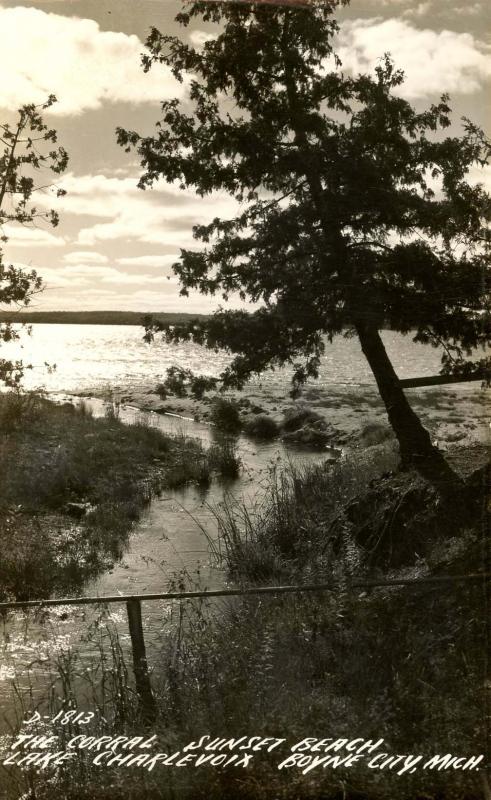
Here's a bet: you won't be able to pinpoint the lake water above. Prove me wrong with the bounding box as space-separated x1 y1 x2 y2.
3 323 448 395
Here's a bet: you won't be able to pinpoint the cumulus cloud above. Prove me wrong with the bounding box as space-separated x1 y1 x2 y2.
0 5 185 115
337 18 491 98
31 263 180 291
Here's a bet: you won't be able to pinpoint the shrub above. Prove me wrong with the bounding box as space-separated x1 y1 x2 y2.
161 365 189 397
244 414 279 440
209 397 242 433
0 390 44 433
155 382 168 400
189 374 218 399
165 434 211 487
157 367 218 399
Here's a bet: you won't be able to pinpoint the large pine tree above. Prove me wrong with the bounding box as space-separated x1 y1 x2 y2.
118 0 490 490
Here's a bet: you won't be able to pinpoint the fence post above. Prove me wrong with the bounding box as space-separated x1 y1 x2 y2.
125 598 157 722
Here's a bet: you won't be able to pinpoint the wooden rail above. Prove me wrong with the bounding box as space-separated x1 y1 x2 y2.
1 574 490 721
400 372 488 388
1 573 490 610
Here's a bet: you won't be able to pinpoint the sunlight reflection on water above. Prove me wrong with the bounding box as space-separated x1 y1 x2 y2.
2 323 447 394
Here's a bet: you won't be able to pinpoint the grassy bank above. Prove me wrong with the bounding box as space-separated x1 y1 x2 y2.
1 447 488 800
0 392 238 601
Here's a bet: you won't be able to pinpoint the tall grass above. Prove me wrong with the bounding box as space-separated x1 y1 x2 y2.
1 563 486 800
213 445 400 583
208 434 241 479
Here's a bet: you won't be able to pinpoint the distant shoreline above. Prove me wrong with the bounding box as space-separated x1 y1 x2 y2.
0 311 208 326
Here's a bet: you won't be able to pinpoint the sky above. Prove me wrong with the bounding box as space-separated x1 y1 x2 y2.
2 0 490 314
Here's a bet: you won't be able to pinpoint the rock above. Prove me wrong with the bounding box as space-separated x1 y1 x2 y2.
444 430 466 443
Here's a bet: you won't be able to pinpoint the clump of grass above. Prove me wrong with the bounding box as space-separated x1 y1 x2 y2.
208 435 241 478
76 398 93 418
281 404 324 432
360 420 395 447
244 414 279 440
0 389 45 433
164 433 211 487
214 447 400 583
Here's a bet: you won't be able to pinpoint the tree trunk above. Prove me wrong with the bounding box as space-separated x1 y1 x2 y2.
355 321 462 493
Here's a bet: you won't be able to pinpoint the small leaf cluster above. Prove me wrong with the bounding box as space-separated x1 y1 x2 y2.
0 97 68 386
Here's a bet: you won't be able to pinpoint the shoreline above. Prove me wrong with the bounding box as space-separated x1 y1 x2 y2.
70 378 490 455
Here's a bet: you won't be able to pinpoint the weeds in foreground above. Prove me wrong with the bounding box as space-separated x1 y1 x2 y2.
0 561 486 800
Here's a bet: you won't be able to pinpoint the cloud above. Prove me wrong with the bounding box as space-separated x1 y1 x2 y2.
32 263 179 290
467 163 491 193
63 250 108 264
403 3 431 18
451 3 483 15
116 255 178 268
30 265 235 313
59 264 175 285
41 172 238 248
0 5 185 115
337 18 491 98
189 30 217 48
2 225 66 247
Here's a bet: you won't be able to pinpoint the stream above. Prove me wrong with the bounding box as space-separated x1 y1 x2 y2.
0 397 334 728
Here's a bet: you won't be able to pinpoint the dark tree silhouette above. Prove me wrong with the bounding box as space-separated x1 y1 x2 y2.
118 1 490 490
0 96 68 386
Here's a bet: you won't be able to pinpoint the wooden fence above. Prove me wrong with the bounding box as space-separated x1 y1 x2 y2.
1 572 489 721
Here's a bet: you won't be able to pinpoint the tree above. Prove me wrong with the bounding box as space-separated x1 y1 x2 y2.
0 96 68 386
117 1 490 491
